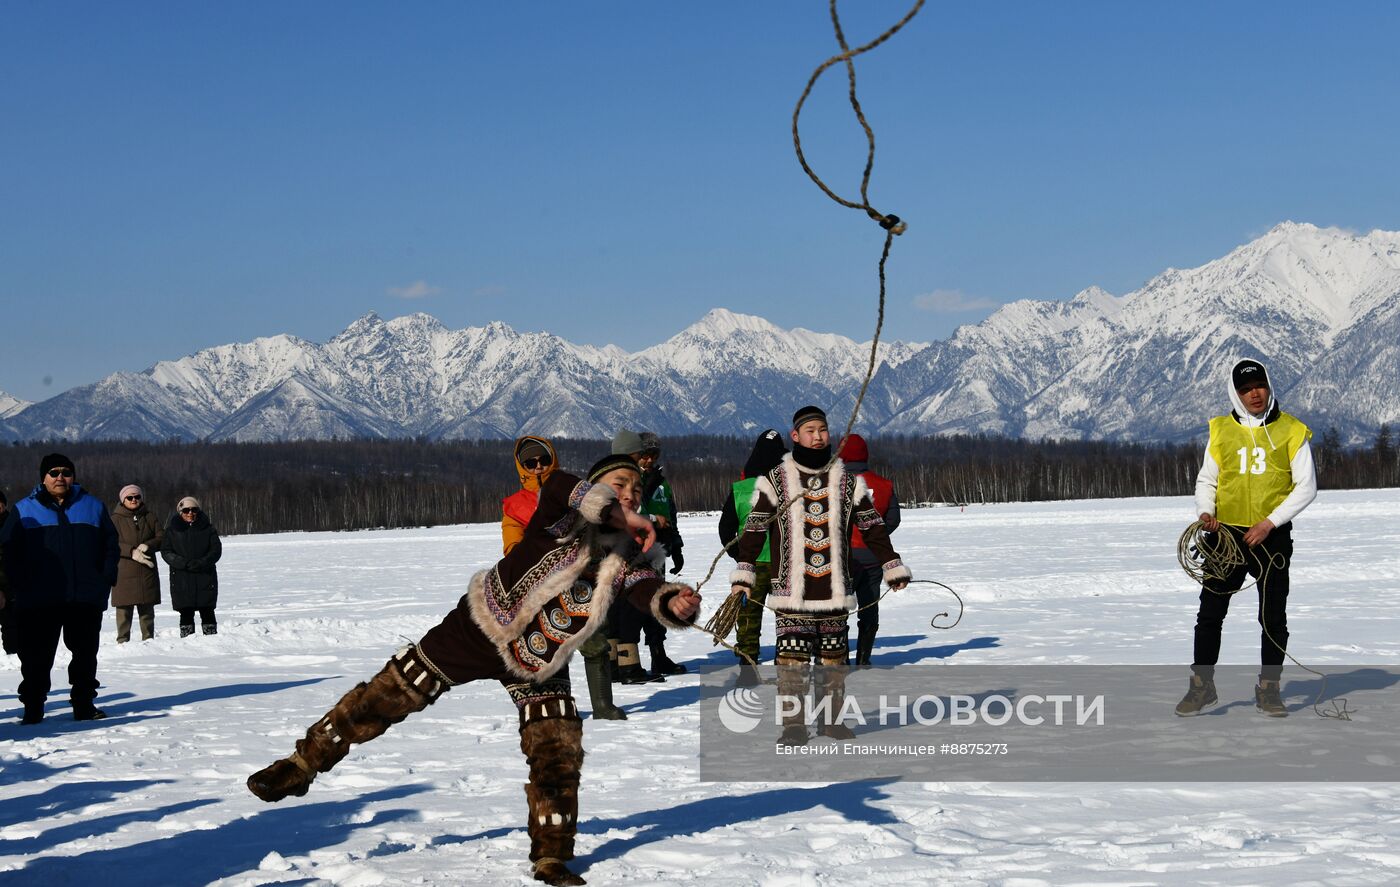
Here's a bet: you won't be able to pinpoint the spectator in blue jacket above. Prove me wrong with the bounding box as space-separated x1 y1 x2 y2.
0 453 119 724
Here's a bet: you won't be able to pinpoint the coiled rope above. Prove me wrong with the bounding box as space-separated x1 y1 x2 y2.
1178 520 1352 720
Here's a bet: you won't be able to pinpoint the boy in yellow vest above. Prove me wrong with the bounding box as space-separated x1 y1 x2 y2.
1176 359 1316 718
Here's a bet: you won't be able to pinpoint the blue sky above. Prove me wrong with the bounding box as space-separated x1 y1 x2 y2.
3 2 1398 401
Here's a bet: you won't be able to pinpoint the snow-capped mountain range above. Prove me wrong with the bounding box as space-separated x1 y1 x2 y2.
3 222 1397 444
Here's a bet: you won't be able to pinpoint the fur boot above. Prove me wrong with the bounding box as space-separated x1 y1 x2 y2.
775 655 810 747
520 714 586 886
247 647 444 802
815 655 856 740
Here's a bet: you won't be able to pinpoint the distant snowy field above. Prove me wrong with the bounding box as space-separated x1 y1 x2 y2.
4 490 1400 886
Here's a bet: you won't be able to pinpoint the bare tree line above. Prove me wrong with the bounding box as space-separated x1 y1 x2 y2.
1 426 1395 536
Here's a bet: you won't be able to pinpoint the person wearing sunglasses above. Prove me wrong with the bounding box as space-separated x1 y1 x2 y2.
0 453 119 725
502 437 558 556
503 436 627 721
160 496 222 637
110 484 163 643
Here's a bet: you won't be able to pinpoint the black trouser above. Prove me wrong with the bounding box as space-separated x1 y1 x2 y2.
850 561 881 636
1192 523 1292 682
16 603 104 708
641 612 667 647
178 607 216 628
607 595 643 644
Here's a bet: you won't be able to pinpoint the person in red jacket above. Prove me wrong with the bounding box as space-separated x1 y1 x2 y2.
838 434 901 668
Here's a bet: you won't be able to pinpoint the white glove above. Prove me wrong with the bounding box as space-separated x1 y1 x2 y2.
132 544 155 570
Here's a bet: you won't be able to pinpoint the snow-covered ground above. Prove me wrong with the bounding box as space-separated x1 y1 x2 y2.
4 490 1400 886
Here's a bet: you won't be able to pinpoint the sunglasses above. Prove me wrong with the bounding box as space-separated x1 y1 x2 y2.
124 495 143 502
46 468 75 479
180 507 199 515
522 456 552 470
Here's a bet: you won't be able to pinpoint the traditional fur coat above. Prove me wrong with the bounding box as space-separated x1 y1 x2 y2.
729 453 908 612
433 470 693 683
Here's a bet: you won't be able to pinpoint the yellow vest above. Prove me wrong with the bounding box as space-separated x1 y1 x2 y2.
1207 412 1311 527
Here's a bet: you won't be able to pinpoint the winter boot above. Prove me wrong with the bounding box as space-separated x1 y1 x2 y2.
1174 673 1218 717
815 656 856 740
20 702 44 725
1255 680 1288 717
854 627 877 669
520 712 585 886
179 624 195 638
202 621 218 636
72 701 107 721
647 641 687 678
583 654 626 720
615 643 663 684
247 646 444 802
775 656 810 747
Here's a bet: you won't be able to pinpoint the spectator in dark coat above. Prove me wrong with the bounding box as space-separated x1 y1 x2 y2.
0 453 119 724
110 484 163 643
161 496 222 637
0 488 14 655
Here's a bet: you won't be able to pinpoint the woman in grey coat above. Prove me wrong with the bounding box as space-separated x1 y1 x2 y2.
161 496 222 636
111 484 163 642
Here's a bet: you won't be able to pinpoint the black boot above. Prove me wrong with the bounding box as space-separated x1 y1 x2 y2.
735 660 761 688
180 624 195 638
72 703 107 721
648 642 687 677
20 703 44 725
202 621 218 636
854 627 877 669
583 655 627 720
616 643 663 684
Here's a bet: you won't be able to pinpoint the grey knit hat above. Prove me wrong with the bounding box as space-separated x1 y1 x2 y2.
611 427 645 455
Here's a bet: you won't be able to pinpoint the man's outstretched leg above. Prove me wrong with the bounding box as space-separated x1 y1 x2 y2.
247 645 446 801
515 683 586 886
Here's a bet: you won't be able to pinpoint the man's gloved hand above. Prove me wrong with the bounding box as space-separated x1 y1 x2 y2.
669 550 684 575
132 543 156 570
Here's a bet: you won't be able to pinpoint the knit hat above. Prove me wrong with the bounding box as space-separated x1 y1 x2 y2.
1232 359 1269 391
177 496 201 512
638 431 661 455
515 437 550 463
119 484 144 503
792 405 828 430
587 454 641 482
611 428 645 456
743 428 788 478
40 453 76 479
838 433 869 464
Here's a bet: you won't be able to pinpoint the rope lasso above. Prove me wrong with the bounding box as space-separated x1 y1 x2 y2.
691 0 932 655
1178 520 1352 720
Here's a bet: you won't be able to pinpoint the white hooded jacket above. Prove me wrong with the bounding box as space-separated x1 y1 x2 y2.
1194 358 1317 527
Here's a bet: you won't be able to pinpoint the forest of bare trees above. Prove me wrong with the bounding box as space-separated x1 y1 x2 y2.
1 426 1395 536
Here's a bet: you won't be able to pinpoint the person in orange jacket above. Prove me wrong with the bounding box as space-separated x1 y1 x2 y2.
502 437 625 720
503 437 558 555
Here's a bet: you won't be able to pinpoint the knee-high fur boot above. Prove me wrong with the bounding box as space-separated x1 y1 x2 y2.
775 654 811 747
520 710 586 886
246 646 445 802
815 654 856 740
